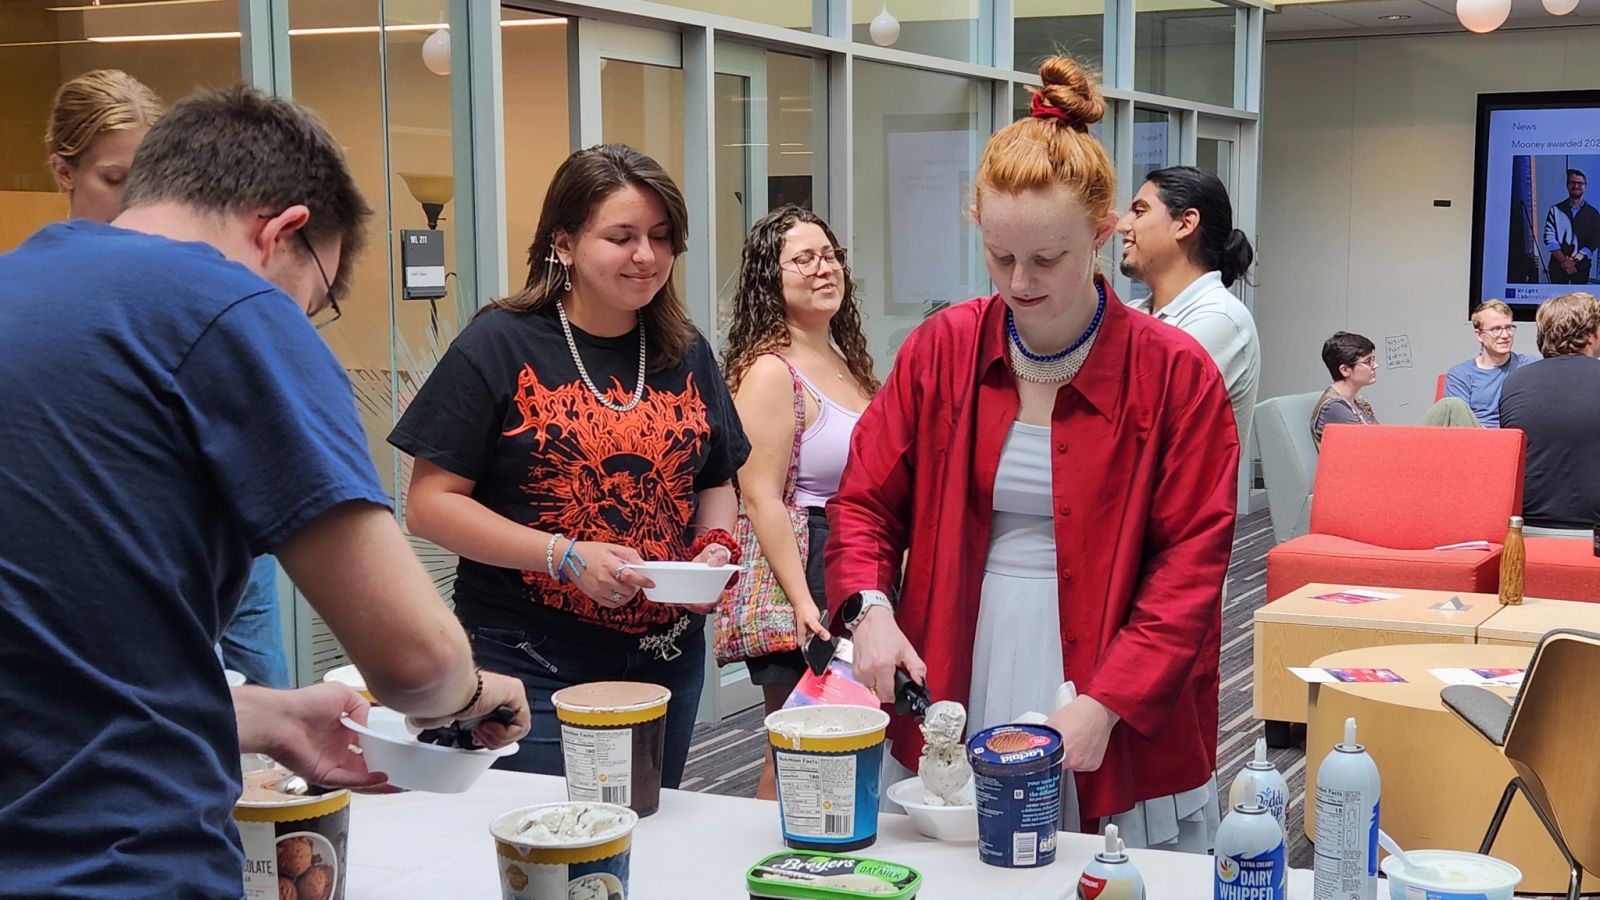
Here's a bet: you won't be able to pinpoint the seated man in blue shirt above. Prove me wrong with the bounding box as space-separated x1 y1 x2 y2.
1445 299 1539 427
0 86 530 899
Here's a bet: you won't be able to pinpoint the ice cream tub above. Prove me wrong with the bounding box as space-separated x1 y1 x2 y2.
966 723 1064 869
1380 850 1521 900
765 705 891 852
234 767 350 900
491 802 638 900
553 681 671 817
747 850 922 899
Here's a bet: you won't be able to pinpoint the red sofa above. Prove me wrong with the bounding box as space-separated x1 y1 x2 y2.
1266 424 1527 601
1525 536 1600 603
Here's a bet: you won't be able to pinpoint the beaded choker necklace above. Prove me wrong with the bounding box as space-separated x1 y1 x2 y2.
1006 280 1106 383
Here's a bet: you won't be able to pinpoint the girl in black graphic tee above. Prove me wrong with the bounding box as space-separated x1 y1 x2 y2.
389 145 750 785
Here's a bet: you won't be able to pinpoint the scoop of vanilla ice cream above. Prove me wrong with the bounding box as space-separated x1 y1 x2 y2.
918 701 973 806
514 803 628 843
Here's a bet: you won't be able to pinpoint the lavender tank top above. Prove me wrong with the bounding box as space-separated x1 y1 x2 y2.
791 367 864 509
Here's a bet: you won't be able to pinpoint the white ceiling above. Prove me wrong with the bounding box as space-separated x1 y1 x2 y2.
1266 0 1600 37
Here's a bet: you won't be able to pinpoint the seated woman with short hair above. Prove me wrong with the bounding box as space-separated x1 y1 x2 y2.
1311 331 1379 449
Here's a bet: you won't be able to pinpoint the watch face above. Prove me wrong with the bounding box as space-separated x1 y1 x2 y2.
840 593 863 624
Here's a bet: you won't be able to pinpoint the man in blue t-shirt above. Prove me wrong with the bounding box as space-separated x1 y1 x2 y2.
1444 299 1540 427
0 86 529 898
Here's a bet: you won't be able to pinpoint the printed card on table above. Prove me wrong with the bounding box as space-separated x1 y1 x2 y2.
1431 667 1525 687
1310 589 1402 605
1290 666 1408 684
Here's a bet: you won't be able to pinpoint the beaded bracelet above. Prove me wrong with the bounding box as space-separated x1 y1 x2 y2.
545 532 565 581
448 669 483 719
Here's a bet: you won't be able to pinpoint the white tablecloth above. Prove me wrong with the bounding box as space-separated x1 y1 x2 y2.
348 770 1318 898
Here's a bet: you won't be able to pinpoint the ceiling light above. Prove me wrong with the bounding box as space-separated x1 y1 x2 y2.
1378 14 1412 20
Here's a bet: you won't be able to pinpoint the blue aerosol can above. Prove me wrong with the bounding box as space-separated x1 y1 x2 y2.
1229 737 1289 835
1076 824 1144 899
1313 717 1381 900
1214 801 1286 900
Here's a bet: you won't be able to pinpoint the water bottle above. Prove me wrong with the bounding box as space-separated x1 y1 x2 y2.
1499 515 1525 606
1077 823 1145 899
1229 737 1289 836
1214 802 1286 900
1313 717 1381 900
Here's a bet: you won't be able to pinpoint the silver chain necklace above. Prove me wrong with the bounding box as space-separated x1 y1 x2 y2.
1009 331 1098 383
556 299 647 412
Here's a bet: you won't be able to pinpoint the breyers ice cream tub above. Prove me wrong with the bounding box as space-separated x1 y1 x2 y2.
553 682 671 817
1381 850 1521 900
235 767 350 900
491 802 638 900
765 705 891 852
966 723 1065 869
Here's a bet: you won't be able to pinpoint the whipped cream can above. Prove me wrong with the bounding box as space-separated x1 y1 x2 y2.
1214 802 1286 900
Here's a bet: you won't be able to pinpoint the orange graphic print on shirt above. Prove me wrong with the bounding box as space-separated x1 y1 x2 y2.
503 363 710 632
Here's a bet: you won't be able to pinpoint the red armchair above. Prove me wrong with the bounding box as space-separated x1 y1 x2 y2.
1265 424 1527 601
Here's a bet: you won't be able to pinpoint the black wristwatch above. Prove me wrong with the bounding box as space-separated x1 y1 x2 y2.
838 590 894 632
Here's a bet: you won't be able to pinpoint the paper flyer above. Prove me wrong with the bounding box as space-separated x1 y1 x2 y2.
1431 667 1525 687
1290 666 1408 684
1310 589 1402 605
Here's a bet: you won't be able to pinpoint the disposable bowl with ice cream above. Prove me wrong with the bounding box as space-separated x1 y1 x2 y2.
340 707 516 793
621 561 740 605
1381 850 1521 899
886 776 978 842
490 802 638 900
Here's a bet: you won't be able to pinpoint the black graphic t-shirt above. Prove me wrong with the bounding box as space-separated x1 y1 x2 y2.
389 305 750 635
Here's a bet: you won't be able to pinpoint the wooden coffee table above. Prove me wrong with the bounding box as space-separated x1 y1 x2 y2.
1253 584 1501 745
1304 643 1597 894
1477 596 1600 646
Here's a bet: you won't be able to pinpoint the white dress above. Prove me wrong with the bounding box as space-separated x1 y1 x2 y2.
967 421 1220 853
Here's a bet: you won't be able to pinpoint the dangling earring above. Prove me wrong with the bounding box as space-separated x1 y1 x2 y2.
562 263 572 292
545 248 572 292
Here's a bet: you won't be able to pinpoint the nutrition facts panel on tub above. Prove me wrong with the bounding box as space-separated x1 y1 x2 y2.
561 725 633 807
774 751 857 837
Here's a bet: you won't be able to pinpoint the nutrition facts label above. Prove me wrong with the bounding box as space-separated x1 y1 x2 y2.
561 725 633 807
774 751 857 837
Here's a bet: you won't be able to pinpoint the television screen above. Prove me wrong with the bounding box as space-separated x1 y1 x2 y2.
1470 90 1600 321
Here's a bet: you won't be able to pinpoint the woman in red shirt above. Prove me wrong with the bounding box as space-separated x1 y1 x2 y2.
825 56 1240 850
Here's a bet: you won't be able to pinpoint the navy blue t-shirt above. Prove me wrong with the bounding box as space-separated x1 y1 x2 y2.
0 222 390 897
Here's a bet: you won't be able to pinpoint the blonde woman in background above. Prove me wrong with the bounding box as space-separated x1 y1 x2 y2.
45 69 164 222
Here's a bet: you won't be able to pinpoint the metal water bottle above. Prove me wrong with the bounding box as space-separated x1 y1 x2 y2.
1214 801 1286 900
1077 824 1145 899
1499 515 1525 606
1229 737 1289 836
1312 717 1381 900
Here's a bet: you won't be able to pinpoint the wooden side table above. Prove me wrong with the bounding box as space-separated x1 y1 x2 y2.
1304 643 1598 894
1253 584 1500 744
1476 596 1600 646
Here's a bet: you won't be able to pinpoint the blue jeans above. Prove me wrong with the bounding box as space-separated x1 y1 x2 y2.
218 555 291 688
466 620 706 788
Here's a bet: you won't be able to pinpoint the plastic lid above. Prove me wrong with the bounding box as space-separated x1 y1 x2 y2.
747 851 922 899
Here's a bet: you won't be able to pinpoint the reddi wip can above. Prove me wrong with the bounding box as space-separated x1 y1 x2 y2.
1214 802 1286 900
1077 823 1144 899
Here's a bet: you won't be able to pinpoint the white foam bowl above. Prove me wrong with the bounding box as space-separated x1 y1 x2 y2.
1381 850 1521 899
223 669 247 688
340 707 517 793
886 776 978 843
322 663 375 702
623 562 740 605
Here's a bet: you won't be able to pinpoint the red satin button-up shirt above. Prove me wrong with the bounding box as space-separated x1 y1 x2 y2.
825 284 1240 826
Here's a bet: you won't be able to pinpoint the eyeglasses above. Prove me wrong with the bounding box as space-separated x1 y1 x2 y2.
1356 356 1378 369
780 247 847 277
1478 324 1515 336
259 212 341 328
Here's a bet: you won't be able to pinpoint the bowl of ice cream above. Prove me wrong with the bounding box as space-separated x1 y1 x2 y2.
621 561 740 605
887 776 978 842
1381 850 1521 899
339 707 516 793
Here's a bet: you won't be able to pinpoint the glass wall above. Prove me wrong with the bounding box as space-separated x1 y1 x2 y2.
1014 0 1104 75
851 0 984 64
1135 0 1237 107
853 60 988 369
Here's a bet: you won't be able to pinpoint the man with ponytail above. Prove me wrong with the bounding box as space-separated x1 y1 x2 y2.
1119 166 1261 449
828 56 1236 852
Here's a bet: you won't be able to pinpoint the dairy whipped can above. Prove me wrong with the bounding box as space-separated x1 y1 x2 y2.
1313 717 1381 900
1214 802 1286 900
1077 824 1144 899
1229 737 1289 836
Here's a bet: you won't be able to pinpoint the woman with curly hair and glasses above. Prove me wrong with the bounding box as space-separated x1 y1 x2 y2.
721 205 878 800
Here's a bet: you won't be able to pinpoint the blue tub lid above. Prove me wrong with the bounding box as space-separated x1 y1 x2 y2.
966 724 1063 768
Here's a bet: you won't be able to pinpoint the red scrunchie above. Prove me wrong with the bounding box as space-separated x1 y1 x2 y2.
689 528 742 589
1030 92 1071 124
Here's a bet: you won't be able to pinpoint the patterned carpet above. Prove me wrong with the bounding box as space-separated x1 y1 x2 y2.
680 506 1322 867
